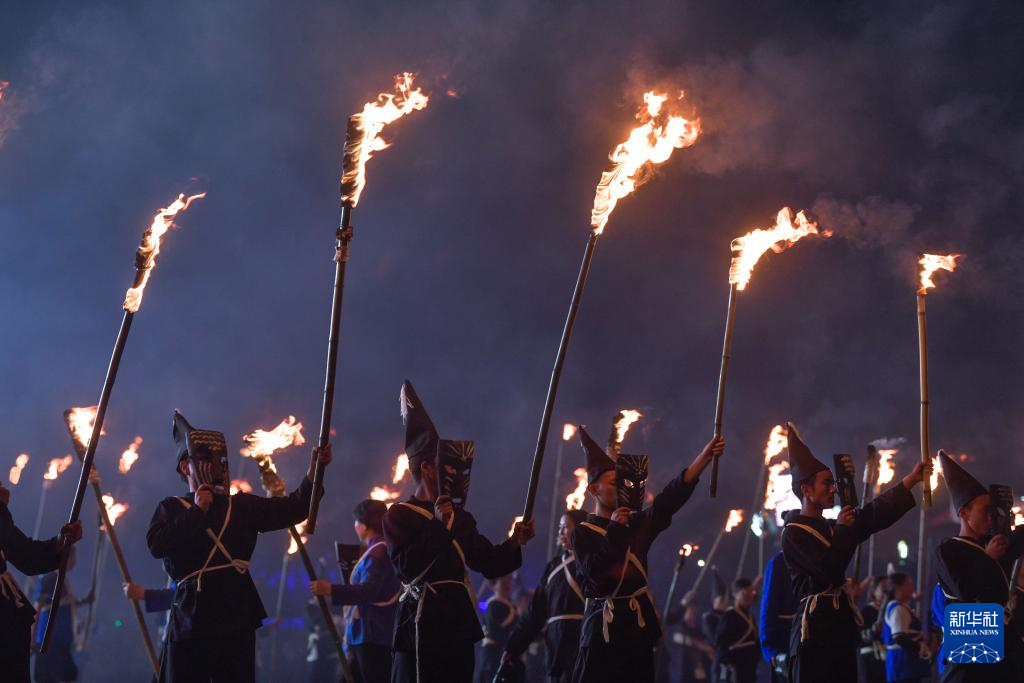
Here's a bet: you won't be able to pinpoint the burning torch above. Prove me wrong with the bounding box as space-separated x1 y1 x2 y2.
710 208 829 496
83 493 128 648
735 425 787 580
852 444 879 581
662 543 697 618
690 509 744 595
22 455 72 594
521 90 700 522
306 73 430 533
42 192 205 654
546 424 577 557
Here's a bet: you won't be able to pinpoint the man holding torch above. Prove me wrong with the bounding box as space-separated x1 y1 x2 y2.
569 425 724 683
146 410 329 682
781 423 927 683
0 482 83 683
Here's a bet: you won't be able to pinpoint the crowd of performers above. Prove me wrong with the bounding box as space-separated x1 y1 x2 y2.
1 380 1022 683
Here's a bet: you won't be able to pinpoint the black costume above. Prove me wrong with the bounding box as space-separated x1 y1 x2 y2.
780 423 916 683
856 596 886 683
0 501 62 683
702 569 729 664
673 616 712 683
714 604 759 683
385 380 523 683
477 594 518 683
505 552 586 683
933 450 1024 683
570 426 700 683
147 411 317 682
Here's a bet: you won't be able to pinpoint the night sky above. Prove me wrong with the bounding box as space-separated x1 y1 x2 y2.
2 1 1023 679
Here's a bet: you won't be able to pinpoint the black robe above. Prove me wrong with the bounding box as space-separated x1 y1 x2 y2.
0 501 62 683
714 605 759 683
781 482 915 683
146 479 315 681
672 619 712 683
934 528 1024 683
570 472 699 683
856 601 886 683
701 609 724 650
477 595 518 683
383 497 522 683
505 552 585 680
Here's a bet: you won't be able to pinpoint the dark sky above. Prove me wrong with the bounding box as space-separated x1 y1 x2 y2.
2 1 1023 678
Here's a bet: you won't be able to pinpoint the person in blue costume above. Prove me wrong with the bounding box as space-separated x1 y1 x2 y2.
881 573 931 682
759 549 798 683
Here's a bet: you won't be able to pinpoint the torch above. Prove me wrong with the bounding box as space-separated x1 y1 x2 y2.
690 509 744 594
23 456 71 594
269 522 300 679
546 424 577 557
306 73 430 533
42 192 204 653
852 445 879 581
58 407 160 671
735 425 786 580
662 544 696 618
710 208 829 496
521 89 700 521
867 445 898 577
242 417 354 682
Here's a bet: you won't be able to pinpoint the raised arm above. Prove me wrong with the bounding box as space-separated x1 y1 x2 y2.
0 501 62 576
247 476 316 533
146 498 209 559
329 550 398 605
452 510 522 579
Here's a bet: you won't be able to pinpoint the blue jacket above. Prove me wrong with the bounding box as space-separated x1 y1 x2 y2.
331 539 400 647
930 583 947 675
759 551 797 662
882 600 930 681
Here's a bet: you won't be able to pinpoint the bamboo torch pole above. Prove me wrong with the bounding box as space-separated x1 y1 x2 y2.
853 445 878 582
689 532 725 596
916 293 931 623
662 547 693 618
710 283 738 497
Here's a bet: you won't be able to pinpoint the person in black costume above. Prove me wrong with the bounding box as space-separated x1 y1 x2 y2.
714 577 760 683
477 574 518 683
702 569 729 652
780 422 926 683
857 575 888 683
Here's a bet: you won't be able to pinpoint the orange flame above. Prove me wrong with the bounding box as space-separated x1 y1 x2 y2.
118 436 143 473
229 479 253 495
562 424 577 441
725 508 745 532
341 72 430 207
729 208 827 291
929 455 943 492
44 455 74 481
876 449 896 488
66 406 104 451
508 515 524 538
591 90 700 234
123 192 207 313
288 520 308 555
918 253 960 295
241 416 305 460
9 453 29 485
565 467 588 510
393 453 410 484
612 410 642 445
370 485 401 507
763 424 788 465
680 543 698 557
1012 505 1023 531
101 493 128 526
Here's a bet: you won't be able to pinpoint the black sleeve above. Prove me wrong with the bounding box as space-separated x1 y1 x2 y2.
714 611 740 665
245 477 315 533
1006 525 1024 562
935 541 981 602
849 482 916 545
574 522 628 584
643 471 699 533
782 524 845 591
451 510 522 579
505 569 551 657
383 504 454 581
146 498 210 559
0 502 61 576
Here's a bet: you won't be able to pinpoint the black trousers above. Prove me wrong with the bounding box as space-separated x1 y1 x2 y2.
572 641 655 683
391 642 475 683
352 642 392 683
161 630 255 682
0 622 32 683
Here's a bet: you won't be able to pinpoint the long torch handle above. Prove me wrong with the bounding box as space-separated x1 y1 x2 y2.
710 284 738 497
662 567 681 619
917 294 932 508
42 308 135 653
288 526 354 682
689 531 724 595
852 445 878 582
735 462 767 580
522 232 599 521
308 204 354 533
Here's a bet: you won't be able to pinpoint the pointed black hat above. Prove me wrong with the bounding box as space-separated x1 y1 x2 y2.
579 425 615 485
938 449 987 512
172 410 228 474
786 421 828 492
400 380 439 466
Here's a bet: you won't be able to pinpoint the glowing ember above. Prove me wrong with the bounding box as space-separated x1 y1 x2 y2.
562 424 577 441
119 436 143 473
370 485 401 507
724 508 745 532
508 515 524 538
241 416 305 459
44 455 74 481
876 449 897 488
918 253 960 295
340 72 430 207
393 453 410 484
8 453 28 485
612 410 642 445
763 424 788 465
729 208 828 291
591 90 700 234
123 193 207 313
288 520 308 555
101 493 128 526
229 480 253 495
66 406 104 451
1012 505 1023 531
929 455 943 492
680 543 698 557
565 467 588 510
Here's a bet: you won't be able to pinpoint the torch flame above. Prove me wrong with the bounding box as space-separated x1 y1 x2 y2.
929 455 943 492
562 424 577 441
229 479 253 495
729 208 828 291
1012 505 1023 531
591 90 700 234
119 436 143 474
763 424 788 465
876 449 897 488
917 253 960 295
44 455 74 481
565 467 588 510
123 192 207 313
680 543 697 557
9 453 28 485
393 453 410 484
370 485 402 507
66 406 104 451
724 508 745 532
340 72 430 207
612 410 642 445
101 493 128 526
241 416 305 459
508 515 524 538
288 520 308 555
